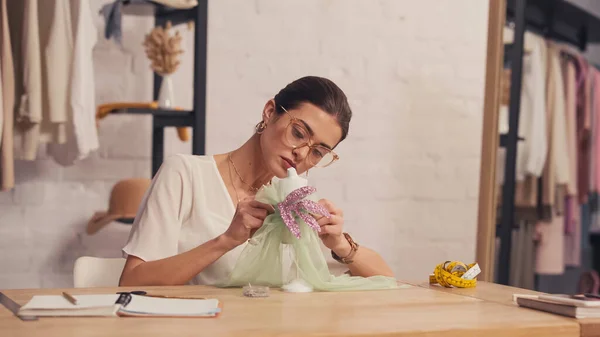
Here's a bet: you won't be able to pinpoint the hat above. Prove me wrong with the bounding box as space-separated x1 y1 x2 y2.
87 178 152 235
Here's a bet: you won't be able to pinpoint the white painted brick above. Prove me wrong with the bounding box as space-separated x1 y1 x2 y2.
98 115 151 159
12 182 46 206
0 189 14 204
0 273 41 289
134 160 152 179
93 45 137 104
79 222 132 257
0 223 33 273
30 229 83 274
165 127 193 158
42 181 114 209
61 153 138 181
0 205 24 227
13 159 62 184
40 273 73 289
405 200 478 241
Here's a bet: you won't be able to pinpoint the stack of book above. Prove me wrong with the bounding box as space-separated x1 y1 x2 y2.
514 293 600 319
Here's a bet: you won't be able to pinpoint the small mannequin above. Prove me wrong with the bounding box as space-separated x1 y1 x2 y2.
279 168 314 293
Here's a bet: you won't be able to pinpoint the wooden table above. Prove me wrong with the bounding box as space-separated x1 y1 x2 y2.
0 284 580 337
413 280 600 337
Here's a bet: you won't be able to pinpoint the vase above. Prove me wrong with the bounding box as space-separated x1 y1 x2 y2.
158 74 174 108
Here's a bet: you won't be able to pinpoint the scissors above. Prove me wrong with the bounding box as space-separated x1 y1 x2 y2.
116 290 148 296
116 290 205 299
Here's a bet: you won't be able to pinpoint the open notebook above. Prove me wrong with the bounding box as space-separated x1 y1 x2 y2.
18 293 221 318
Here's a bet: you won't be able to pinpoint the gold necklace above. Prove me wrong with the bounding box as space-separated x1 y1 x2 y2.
226 156 241 203
227 153 260 192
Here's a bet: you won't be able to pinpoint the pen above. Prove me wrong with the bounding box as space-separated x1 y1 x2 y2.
62 292 78 305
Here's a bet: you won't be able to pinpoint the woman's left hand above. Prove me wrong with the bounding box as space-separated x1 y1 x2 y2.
314 199 350 254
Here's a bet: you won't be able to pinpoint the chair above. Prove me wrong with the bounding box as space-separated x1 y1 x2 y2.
73 256 126 288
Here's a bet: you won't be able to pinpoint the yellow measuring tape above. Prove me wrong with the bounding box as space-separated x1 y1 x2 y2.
429 261 480 288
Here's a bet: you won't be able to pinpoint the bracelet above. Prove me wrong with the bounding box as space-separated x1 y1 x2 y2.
331 233 359 264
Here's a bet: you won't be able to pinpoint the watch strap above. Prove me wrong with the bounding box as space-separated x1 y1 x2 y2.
331 233 359 264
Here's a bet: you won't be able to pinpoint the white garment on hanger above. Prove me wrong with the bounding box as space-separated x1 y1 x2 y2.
17 0 42 161
47 0 99 165
68 0 99 161
516 32 548 180
496 31 548 184
44 0 72 145
548 43 569 185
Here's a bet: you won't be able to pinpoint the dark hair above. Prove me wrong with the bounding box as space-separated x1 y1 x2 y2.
273 76 352 143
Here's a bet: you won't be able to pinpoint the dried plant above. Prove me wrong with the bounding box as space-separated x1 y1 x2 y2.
142 21 184 75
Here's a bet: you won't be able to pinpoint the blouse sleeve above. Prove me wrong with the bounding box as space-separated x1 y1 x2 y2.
122 154 192 262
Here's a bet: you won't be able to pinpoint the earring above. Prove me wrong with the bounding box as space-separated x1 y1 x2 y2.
255 121 267 134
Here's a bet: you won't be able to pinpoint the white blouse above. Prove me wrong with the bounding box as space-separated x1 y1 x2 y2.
122 154 248 285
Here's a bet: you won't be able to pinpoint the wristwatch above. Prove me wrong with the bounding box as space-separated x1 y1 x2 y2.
331 232 359 264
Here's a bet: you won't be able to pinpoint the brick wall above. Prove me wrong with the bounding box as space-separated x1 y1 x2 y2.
0 0 488 288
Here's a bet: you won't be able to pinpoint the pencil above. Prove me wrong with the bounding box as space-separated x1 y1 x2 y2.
62 291 78 305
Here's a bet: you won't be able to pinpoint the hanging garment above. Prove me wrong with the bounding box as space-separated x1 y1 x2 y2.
551 46 570 188
590 73 597 195
535 215 566 274
542 43 570 217
497 33 549 224
15 0 42 161
575 55 592 204
564 195 582 267
516 32 548 181
0 0 14 191
562 52 590 268
48 0 99 165
563 57 579 233
44 0 72 145
540 43 556 218
510 222 536 290
591 70 600 233
0 54 3 148
593 70 600 193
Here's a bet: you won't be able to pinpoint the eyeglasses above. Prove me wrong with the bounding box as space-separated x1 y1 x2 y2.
280 106 339 168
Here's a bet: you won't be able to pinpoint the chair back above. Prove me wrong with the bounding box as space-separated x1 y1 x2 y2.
73 256 126 288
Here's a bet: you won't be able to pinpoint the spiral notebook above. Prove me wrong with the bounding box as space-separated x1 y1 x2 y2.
18 293 221 318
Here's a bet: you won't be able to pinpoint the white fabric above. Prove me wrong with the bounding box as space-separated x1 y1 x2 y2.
496 32 548 184
17 0 43 161
123 154 247 286
48 0 99 165
44 0 72 145
70 0 98 160
548 43 569 185
516 32 548 180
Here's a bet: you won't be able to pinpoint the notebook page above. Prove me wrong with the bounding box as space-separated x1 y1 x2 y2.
120 295 220 316
20 294 120 310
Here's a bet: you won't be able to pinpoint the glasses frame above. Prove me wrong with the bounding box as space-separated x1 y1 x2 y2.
279 106 340 168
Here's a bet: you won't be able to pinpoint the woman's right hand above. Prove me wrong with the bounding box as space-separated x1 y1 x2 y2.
222 197 274 248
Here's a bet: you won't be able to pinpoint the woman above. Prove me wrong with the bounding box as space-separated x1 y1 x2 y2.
119 76 395 286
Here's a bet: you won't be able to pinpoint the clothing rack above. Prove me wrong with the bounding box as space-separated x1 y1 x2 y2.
497 0 600 286
114 1 208 177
